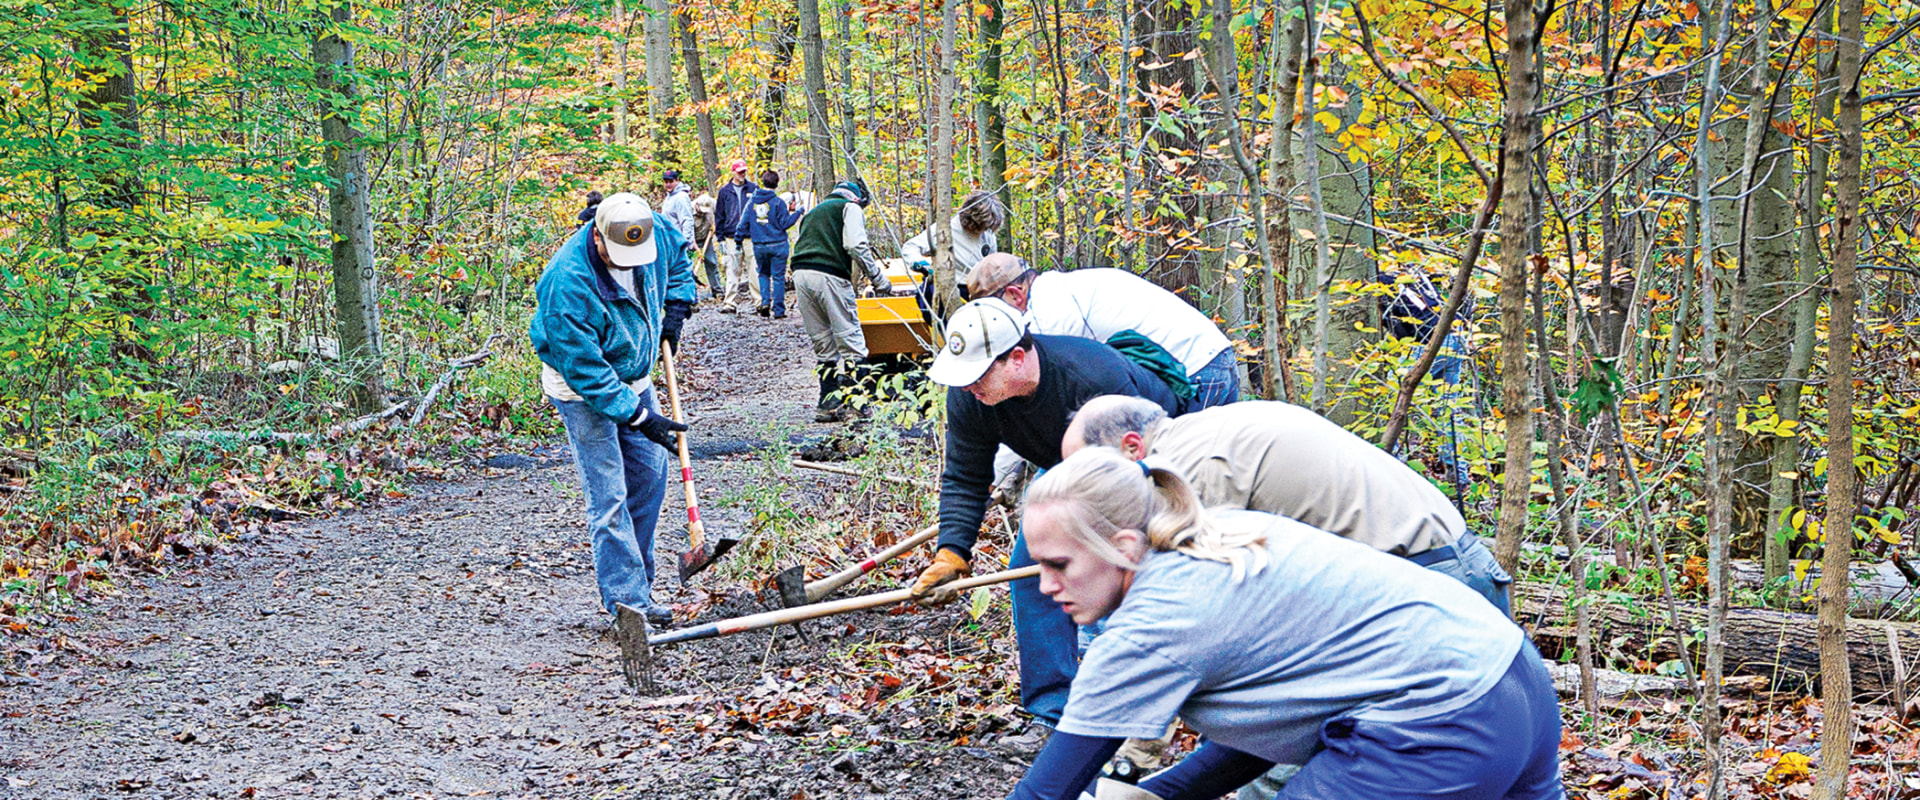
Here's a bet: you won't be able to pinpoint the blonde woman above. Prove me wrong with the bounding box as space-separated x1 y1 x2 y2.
1007 448 1562 800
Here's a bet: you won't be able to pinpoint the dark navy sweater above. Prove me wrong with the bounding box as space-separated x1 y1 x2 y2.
937 334 1180 559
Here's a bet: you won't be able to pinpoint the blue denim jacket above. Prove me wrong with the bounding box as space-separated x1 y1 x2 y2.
530 219 696 423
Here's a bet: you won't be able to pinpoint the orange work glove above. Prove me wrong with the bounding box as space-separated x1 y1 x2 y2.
910 549 972 605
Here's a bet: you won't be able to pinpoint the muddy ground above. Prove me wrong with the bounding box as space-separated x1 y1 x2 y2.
0 303 1034 800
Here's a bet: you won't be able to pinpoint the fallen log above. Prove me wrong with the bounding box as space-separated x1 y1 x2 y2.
1522 542 1920 614
1515 581 1920 702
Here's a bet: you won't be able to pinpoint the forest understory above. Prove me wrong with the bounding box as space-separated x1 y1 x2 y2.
0 306 1916 800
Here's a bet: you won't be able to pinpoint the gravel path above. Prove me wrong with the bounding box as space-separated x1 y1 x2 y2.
1 304 1029 800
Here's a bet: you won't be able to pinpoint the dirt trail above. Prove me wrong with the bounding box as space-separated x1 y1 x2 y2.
1 307 1029 799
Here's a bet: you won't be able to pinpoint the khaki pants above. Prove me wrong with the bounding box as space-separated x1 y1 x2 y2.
719 238 760 307
793 270 866 364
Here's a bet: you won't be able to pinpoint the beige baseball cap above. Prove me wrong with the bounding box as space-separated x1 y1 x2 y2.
928 298 1029 387
594 193 657 268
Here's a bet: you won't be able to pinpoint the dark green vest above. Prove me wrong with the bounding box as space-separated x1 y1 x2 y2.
790 197 853 280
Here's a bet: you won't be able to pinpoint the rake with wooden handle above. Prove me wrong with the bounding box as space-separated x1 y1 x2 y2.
617 564 1040 693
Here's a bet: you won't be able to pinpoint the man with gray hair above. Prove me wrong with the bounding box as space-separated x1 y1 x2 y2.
1063 395 1510 612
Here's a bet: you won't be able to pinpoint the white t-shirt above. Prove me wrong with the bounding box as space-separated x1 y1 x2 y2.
900 218 997 284
1056 510 1522 766
1025 269 1231 377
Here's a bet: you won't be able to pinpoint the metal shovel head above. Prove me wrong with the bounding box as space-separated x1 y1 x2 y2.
773 565 808 609
613 603 657 694
677 542 716 582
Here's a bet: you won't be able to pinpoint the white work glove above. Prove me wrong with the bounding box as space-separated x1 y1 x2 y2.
1093 778 1165 800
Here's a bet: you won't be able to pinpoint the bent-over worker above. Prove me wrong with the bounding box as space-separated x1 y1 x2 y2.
1005 448 1563 800
1064 396 1512 613
530 192 696 628
968 256 1240 410
910 298 1179 743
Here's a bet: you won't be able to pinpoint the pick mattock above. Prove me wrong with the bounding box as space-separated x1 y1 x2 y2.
774 523 940 609
662 342 737 581
617 564 1040 693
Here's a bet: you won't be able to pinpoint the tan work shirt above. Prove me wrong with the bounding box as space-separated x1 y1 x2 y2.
1147 401 1464 556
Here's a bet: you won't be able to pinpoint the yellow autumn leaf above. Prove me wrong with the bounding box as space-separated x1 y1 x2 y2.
1764 751 1812 784
1314 110 1341 133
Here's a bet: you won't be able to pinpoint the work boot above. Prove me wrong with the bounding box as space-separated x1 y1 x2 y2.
994 722 1053 758
814 363 845 423
756 305 771 317
643 605 674 627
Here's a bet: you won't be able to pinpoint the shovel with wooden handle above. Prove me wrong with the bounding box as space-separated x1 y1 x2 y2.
774 523 940 609
662 342 736 582
617 564 1040 693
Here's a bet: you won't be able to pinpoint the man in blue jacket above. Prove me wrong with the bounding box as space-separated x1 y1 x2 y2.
711 160 759 313
530 192 697 628
734 169 806 318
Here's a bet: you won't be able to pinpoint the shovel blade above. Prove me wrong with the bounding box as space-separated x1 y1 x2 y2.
677 543 717 582
773 565 808 609
613 603 657 695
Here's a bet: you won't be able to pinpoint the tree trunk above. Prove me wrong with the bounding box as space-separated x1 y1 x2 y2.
1493 0 1540 575
313 2 386 411
1690 2 1735 790
756 17 799 165
1297 8 1337 415
1766 4 1836 588
678 8 718 185
1262 0 1307 404
644 0 674 162
614 0 629 148
928 0 960 316
799 0 835 193
975 0 1009 207
78 0 141 212
1720 0 1798 558
837 0 861 180
1532 265 1598 717
1294 53 1375 424
1135 0 1201 288
1813 0 1863 793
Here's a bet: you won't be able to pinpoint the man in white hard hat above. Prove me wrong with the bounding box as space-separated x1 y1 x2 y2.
530 192 697 629
907 297 1180 749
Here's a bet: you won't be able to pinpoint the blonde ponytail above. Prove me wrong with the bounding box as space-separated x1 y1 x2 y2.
1024 448 1270 581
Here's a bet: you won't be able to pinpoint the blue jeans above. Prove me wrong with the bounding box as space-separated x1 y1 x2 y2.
1187 348 1240 411
755 242 789 316
1429 333 1472 483
551 392 671 617
1417 533 1514 616
1010 527 1079 726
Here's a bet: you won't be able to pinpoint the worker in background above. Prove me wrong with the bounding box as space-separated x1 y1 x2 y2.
735 169 806 319
691 193 724 300
901 190 1006 317
788 179 885 422
712 160 760 313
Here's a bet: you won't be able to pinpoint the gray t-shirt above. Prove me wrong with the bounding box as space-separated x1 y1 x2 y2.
1055 510 1522 765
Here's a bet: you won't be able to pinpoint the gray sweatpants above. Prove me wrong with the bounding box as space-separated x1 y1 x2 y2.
793 270 867 364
